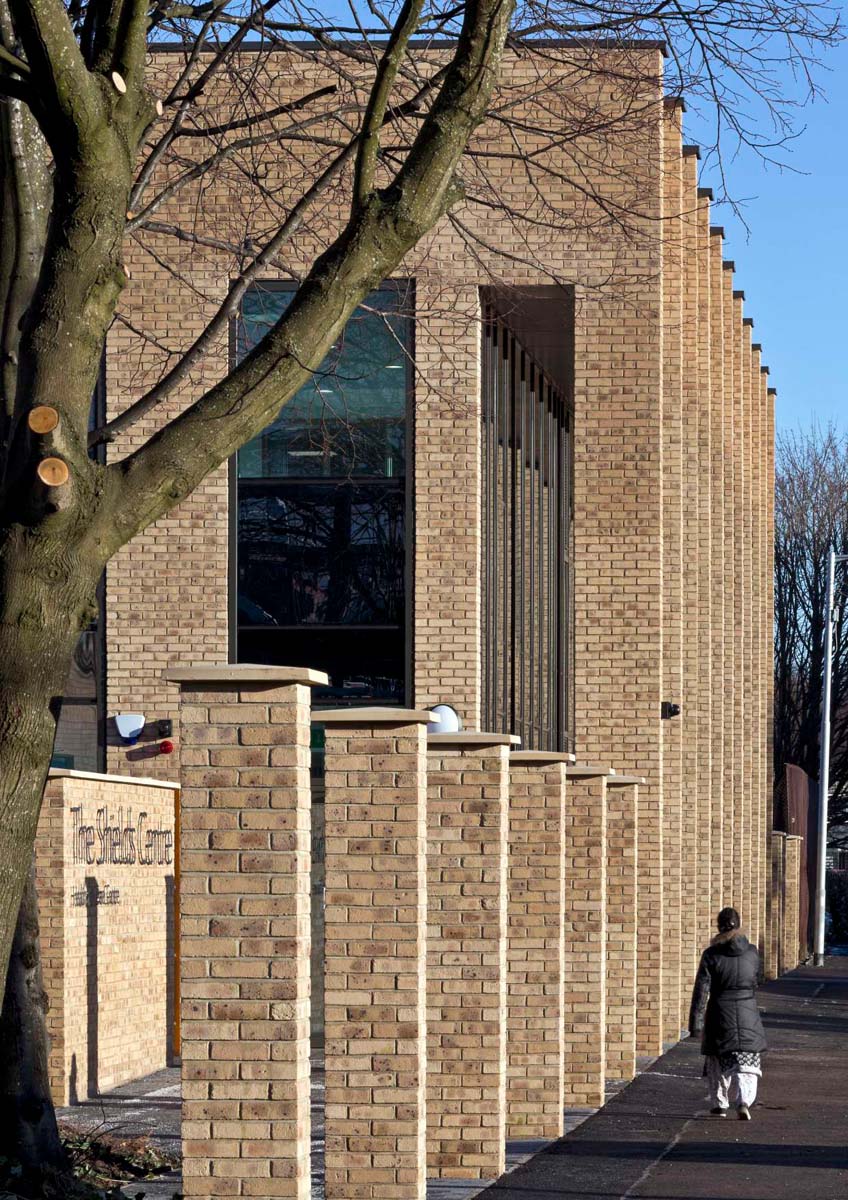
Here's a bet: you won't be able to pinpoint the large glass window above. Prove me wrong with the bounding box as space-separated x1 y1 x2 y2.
234 284 412 703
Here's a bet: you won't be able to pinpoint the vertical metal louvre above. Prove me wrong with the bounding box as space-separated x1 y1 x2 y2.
481 304 574 751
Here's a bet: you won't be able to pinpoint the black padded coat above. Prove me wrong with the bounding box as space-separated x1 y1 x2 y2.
688 930 767 1056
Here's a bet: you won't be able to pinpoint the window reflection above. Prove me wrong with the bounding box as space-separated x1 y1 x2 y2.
237 287 409 479
235 284 411 704
238 484 405 627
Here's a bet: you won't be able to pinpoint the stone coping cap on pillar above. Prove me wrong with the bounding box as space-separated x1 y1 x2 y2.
509 750 576 764
565 764 615 778
427 731 520 747
317 705 436 725
606 774 647 786
162 663 329 686
48 768 179 790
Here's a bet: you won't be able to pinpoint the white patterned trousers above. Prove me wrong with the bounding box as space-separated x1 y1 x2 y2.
705 1054 760 1110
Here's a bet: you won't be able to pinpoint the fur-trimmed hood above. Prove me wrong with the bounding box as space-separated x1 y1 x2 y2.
710 928 749 947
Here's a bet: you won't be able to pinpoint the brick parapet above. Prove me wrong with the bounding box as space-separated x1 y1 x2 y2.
781 836 802 974
563 770 607 1105
605 780 639 1078
765 831 785 979
35 772 178 1106
168 666 321 1200
427 738 510 1179
505 756 567 1138
35 779 67 1103
321 711 430 1200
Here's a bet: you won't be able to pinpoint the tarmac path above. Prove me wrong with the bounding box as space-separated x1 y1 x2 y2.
481 957 848 1200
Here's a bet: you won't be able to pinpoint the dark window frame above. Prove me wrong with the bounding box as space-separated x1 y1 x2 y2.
228 279 416 707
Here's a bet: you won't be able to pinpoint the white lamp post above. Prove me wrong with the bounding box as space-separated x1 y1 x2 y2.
814 549 847 966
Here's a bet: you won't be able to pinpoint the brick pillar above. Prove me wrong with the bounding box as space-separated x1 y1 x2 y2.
782 836 802 973
320 707 432 1200
765 831 785 979
427 732 515 1180
605 777 641 1081
165 665 325 1200
563 765 609 1108
505 751 571 1140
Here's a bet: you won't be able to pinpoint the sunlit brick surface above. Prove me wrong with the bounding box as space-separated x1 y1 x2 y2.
173 672 314 1200
426 739 510 1180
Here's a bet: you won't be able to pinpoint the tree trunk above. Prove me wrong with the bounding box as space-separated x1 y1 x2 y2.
0 520 102 1177
0 864 67 1174
0 522 99 982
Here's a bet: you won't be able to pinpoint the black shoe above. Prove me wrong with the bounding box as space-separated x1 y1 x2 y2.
710 1107 727 1117
737 1104 751 1120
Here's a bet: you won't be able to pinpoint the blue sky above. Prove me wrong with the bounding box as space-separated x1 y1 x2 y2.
684 39 847 436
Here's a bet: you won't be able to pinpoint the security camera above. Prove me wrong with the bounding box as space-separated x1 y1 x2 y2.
661 701 681 720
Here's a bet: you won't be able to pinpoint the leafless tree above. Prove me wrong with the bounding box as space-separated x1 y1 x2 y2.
0 0 840 1180
774 426 848 832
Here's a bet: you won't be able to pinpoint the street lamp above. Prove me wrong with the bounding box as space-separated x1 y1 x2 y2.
814 549 848 966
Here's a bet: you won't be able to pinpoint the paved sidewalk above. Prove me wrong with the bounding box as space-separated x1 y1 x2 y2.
481 957 848 1199
57 958 848 1199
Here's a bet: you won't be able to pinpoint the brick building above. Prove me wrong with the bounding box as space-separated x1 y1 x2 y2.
54 40 775 1069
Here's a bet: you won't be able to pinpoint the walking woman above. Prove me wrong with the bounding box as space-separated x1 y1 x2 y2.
688 907 767 1120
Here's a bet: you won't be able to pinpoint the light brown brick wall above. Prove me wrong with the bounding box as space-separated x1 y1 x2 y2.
505 754 567 1139
695 192 714 954
731 292 746 913
563 770 607 1105
426 736 510 1179
679 149 703 987
107 45 670 773
413 284 482 723
765 831 785 979
721 262 737 913
170 668 316 1200
741 319 755 936
36 771 177 1106
661 104 684 1043
605 781 639 1080
766 385 777 840
708 229 726 920
782 836 803 973
753 343 767 950
99 44 777 1084
758 369 772 950
322 713 429 1200
569 80 665 1054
